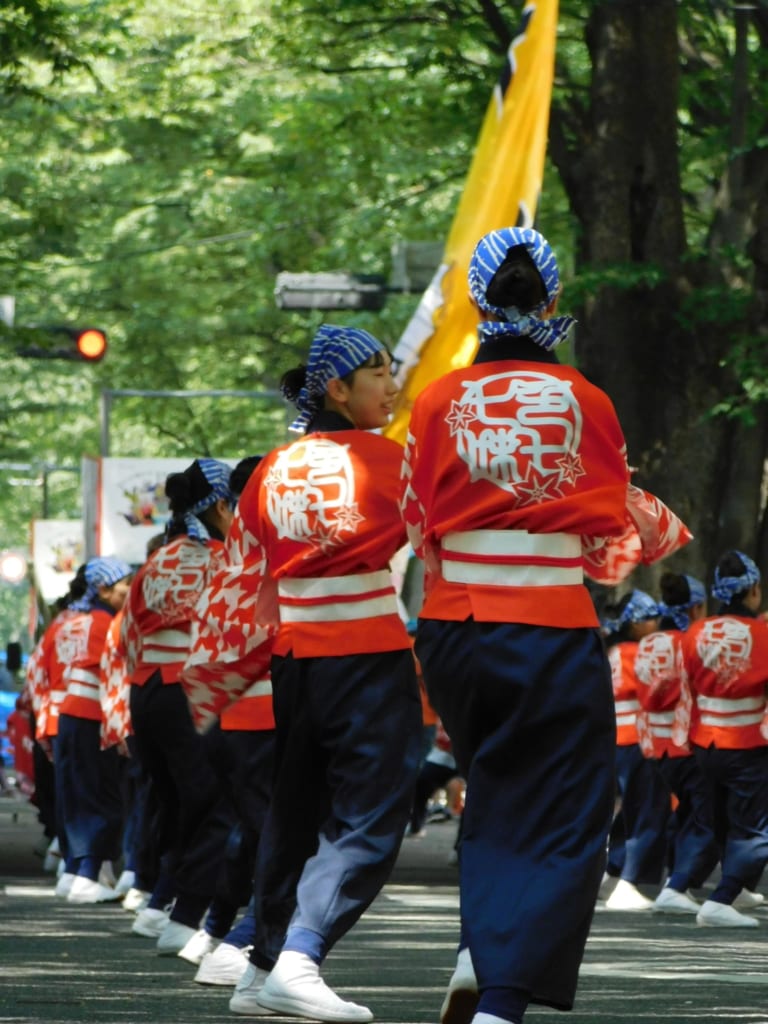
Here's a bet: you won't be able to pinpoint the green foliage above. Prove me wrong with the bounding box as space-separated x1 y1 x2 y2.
2 0 768 629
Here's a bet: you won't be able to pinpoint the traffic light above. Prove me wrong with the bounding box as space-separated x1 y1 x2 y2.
12 324 108 361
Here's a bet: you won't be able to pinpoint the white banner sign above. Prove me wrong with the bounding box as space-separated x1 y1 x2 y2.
31 519 84 605
94 457 237 564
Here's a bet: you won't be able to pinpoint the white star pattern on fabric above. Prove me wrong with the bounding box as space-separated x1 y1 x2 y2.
446 401 478 435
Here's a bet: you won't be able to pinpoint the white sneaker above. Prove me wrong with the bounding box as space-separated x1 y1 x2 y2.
653 886 700 915
604 879 653 911
195 942 250 985
98 861 117 888
43 838 61 873
440 947 478 1024
177 928 220 965
597 872 617 902
132 907 171 938
122 887 151 913
733 888 765 910
54 872 76 898
257 951 373 1023
67 876 122 904
229 962 274 1016
114 869 135 896
696 899 759 928
157 920 198 956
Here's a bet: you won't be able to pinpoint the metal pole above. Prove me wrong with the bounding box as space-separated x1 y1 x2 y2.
100 389 113 457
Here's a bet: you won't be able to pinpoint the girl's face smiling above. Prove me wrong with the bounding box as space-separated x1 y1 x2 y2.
328 353 399 430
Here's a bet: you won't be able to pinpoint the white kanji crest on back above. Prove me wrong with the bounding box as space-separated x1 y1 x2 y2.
696 618 753 686
266 438 364 550
448 371 585 500
635 632 677 687
55 616 92 667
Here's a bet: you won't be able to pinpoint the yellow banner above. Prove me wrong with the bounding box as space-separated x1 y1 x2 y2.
386 0 558 445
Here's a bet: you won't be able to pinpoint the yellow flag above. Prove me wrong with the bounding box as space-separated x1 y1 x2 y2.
385 0 558 445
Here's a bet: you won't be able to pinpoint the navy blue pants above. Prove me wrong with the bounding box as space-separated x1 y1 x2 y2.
693 744 768 896
251 648 422 968
607 744 671 885
54 714 123 874
205 726 276 937
416 619 615 1014
655 753 718 890
129 673 234 926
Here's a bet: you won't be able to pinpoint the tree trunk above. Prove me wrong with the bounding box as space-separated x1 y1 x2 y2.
550 0 768 586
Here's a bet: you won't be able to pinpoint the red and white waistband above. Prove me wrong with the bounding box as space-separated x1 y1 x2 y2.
696 694 765 728
440 529 583 587
615 698 641 728
142 628 190 664
242 679 273 699
278 570 399 623
65 667 101 703
646 710 675 737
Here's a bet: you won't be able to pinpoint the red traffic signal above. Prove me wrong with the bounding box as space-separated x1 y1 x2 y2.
13 324 108 361
74 328 108 361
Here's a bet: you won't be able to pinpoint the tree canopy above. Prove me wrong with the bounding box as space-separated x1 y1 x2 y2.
1 0 767 645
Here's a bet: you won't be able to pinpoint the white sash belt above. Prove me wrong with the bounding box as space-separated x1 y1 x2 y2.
143 628 190 663
696 694 765 728
65 667 100 702
648 710 675 737
440 530 583 587
67 682 100 702
278 571 398 623
242 679 273 699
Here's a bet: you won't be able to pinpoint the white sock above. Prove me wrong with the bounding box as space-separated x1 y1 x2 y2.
456 946 474 972
276 950 320 979
473 1013 519 1024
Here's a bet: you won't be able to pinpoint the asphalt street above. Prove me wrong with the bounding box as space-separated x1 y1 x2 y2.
2 794 768 1024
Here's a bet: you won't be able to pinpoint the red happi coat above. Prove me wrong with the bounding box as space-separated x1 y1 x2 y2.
607 642 642 747
122 535 229 686
634 629 690 758
181 515 278 733
56 607 115 723
680 614 768 750
401 359 689 627
99 609 132 749
236 428 411 659
27 609 79 739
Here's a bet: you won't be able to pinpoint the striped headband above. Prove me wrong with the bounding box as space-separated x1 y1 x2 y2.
711 551 761 604
185 458 233 544
69 556 133 612
658 575 707 631
287 324 386 433
602 589 661 636
468 227 576 351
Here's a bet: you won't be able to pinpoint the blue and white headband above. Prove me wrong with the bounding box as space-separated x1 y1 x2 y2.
602 589 661 636
287 324 386 433
658 575 707 631
184 458 233 544
711 552 761 604
70 556 133 612
468 227 576 351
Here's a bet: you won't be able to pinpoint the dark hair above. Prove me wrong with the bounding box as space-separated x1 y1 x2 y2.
145 532 165 557
54 564 88 611
231 455 263 500
281 349 392 403
164 461 213 517
660 571 691 607
717 550 749 580
485 244 547 313
715 550 753 604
